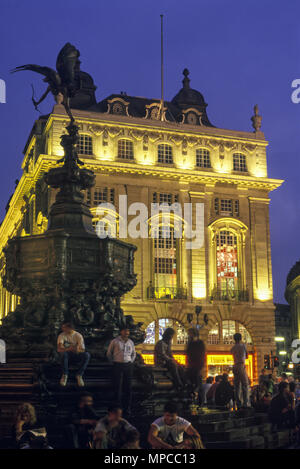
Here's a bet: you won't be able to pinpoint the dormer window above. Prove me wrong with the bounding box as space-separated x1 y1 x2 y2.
107 97 129 116
78 135 93 155
118 139 134 160
157 144 173 164
233 153 247 172
196 148 211 168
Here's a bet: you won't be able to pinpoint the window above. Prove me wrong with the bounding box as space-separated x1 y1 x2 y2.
86 189 91 206
153 225 177 296
216 230 238 292
118 139 134 160
207 320 252 345
214 198 239 217
93 219 114 238
93 187 115 206
196 148 211 168
234 200 239 217
152 193 179 205
157 144 173 164
78 135 93 155
220 199 232 216
144 318 188 345
233 153 247 172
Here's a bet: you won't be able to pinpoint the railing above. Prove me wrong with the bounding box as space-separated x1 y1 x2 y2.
147 285 188 300
210 287 249 302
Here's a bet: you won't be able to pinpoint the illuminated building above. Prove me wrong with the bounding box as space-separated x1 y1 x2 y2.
0 67 283 382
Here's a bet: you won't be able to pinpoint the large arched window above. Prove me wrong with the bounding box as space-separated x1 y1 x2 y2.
209 219 248 301
144 318 188 345
216 230 238 293
150 225 179 299
207 320 252 345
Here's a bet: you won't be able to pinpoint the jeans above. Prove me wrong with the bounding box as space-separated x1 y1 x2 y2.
61 351 90 376
233 363 249 408
112 362 133 413
64 423 92 449
165 360 185 389
185 368 202 394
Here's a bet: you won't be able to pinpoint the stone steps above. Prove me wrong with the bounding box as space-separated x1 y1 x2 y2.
191 409 290 449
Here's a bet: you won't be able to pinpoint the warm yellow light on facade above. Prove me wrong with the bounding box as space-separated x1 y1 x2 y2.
192 285 206 299
53 145 64 157
275 337 285 342
141 353 187 365
256 289 272 301
253 167 267 178
279 351 287 355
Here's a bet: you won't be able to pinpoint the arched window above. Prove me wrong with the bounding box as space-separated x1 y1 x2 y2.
78 134 93 155
196 148 211 168
157 144 173 164
207 320 252 345
151 225 178 299
216 230 238 294
209 219 248 301
93 219 116 238
144 318 188 345
233 153 247 172
118 139 134 160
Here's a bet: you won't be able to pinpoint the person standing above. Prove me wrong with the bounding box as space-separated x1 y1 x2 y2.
57 321 90 387
230 332 250 409
154 328 185 390
185 328 206 402
107 327 136 415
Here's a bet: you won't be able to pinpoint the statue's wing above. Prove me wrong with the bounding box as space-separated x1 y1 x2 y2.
56 43 80 86
11 64 60 88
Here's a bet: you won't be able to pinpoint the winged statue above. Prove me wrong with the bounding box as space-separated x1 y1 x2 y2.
11 42 81 123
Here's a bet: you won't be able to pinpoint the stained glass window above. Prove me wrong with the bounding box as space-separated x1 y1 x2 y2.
216 230 238 292
144 318 188 345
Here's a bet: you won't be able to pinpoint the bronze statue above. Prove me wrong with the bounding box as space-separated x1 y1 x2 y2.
11 42 80 124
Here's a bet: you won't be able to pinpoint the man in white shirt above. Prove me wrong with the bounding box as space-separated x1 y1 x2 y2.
148 401 202 449
57 321 90 387
107 327 136 415
230 332 250 409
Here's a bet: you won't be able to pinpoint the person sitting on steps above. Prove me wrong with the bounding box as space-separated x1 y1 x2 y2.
57 321 90 387
154 328 185 391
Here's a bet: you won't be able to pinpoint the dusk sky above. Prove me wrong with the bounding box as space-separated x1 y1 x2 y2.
0 0 299 304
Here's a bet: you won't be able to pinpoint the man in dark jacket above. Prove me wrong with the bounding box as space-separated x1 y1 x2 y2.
214 373 234 407
185 328 206 402
65 392 98 448
269 381 295 430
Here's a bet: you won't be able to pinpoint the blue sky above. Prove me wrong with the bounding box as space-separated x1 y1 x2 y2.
0 0 300 302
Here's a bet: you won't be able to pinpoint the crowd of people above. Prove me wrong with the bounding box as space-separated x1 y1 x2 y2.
4 321 300 449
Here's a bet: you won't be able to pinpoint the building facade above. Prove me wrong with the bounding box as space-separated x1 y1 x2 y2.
0 69 283 382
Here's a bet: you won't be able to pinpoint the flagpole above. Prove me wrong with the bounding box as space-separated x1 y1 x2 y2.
160 14 164 121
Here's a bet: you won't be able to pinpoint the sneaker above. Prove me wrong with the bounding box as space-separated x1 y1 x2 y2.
76 375 85 387
60 374 68 387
